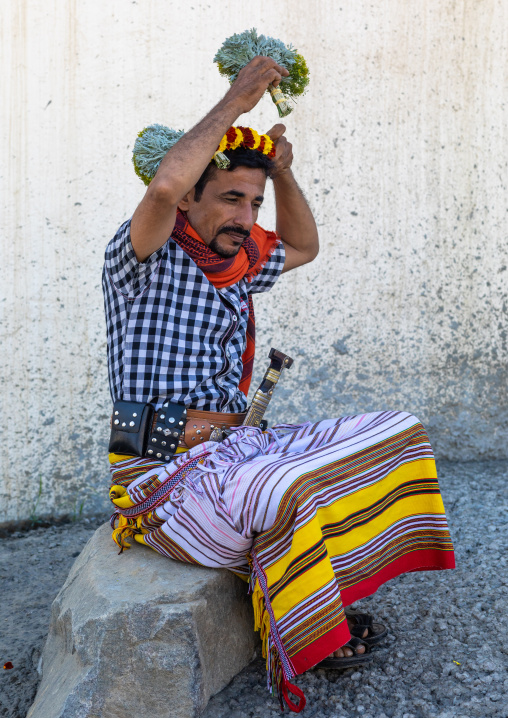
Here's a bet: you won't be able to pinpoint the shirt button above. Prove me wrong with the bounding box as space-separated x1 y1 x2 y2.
232 314 237 322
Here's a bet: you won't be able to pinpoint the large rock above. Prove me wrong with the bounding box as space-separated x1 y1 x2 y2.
28 524 258 718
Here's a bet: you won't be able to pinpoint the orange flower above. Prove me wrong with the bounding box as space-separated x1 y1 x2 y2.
226 127 237 144
239 127 255 148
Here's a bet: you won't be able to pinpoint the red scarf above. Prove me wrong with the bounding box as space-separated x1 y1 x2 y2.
172 211 280 395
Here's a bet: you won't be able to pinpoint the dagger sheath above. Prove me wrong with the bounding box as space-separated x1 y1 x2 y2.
243 349 294 428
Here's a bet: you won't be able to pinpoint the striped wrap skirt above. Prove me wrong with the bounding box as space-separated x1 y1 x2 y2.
109 411 455 712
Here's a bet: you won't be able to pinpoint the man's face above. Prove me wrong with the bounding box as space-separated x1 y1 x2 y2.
179 166 267 258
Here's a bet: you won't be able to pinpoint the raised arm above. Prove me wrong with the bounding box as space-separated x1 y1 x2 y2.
130 58 289 262
267 124 319 273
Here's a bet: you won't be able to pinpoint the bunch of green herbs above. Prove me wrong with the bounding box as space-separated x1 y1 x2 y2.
214 28 309 99
132 124 184 186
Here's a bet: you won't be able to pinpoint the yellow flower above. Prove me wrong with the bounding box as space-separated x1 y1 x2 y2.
263 136 275 156
216 135 228 154
229 127 243 150
250 129 261 150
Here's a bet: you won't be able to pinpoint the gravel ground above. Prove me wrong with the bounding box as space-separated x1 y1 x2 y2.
0 516 105 718
1 461 507 718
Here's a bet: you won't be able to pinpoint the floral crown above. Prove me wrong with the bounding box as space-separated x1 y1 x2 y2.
213 126 276 169
132 124 276 186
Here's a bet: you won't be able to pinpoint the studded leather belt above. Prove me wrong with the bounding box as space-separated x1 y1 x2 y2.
152 408 246 450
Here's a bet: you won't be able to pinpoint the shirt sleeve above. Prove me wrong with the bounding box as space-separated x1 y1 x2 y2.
103 219 166 299
247 239 286 295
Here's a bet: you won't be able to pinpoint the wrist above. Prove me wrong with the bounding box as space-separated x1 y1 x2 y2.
272 167 294 183
218 92 246 120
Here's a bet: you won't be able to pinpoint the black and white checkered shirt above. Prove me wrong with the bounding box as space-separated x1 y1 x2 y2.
102 219 285 412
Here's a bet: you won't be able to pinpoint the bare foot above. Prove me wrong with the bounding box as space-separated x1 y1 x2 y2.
327 616 368 658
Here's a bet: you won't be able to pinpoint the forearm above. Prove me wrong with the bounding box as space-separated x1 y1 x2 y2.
273 170 319 272
147 96 241 205
131 97 241 261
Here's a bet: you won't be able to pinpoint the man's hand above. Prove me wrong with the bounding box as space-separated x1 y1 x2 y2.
266 124 294 178
225 57 289 115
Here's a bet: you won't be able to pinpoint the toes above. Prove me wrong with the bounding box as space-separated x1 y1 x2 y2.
329 641 367 659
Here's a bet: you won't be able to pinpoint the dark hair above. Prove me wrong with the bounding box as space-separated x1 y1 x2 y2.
193 146 275 201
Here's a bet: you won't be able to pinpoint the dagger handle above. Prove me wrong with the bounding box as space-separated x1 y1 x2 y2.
243 349 293 428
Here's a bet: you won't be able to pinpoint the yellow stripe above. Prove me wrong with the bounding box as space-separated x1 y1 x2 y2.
109 453 133 464
324 492 445 559
264 459 441 586
109 448 188 465
264 516 334 613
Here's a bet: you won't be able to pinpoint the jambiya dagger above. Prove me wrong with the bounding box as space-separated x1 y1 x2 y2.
211 348 293 440
243 348 294 428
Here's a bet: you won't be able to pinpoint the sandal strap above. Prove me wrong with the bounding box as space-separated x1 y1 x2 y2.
347 612 373 628
350 623 371 639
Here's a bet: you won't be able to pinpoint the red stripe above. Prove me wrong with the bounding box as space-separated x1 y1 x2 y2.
290 620 350 674
290 547 455 674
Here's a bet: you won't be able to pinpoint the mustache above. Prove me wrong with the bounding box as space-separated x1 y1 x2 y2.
217 225 250 239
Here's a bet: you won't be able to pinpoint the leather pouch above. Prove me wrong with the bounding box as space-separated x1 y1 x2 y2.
146 402 187 460
109 400 155 457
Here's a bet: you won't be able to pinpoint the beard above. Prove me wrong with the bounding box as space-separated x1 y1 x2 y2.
208 225 250 258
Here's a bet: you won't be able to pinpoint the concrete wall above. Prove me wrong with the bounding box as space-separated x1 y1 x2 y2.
1 0 507 522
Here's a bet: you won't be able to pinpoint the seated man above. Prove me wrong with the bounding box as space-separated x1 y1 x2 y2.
103 56 455 713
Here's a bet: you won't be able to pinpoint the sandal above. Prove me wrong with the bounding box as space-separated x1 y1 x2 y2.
345 609 388 646
314 637 373 669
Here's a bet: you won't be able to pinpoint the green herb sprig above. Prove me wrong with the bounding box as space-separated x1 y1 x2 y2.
214 29 309 117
